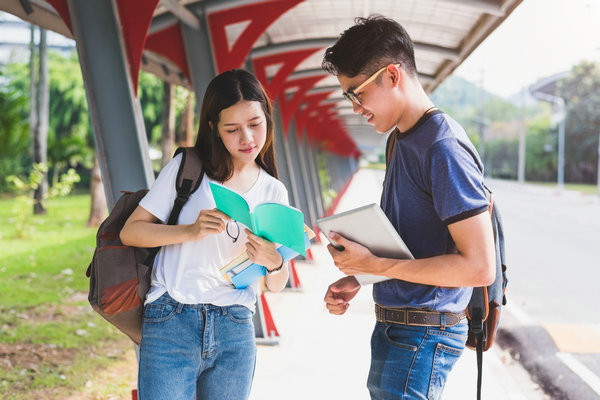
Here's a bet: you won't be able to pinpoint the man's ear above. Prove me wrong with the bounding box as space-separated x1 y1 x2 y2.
387 64 402 87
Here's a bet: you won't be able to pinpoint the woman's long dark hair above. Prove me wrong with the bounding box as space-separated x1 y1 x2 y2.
194 69 278 182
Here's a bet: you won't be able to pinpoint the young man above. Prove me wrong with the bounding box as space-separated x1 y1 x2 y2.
321 16 496 400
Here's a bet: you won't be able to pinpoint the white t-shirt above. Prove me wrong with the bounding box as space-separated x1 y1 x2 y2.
139 153 289 312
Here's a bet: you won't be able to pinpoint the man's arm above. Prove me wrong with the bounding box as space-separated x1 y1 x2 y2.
327 211 495 287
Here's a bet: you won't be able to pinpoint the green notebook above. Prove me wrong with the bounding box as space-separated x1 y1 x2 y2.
209 182 306 256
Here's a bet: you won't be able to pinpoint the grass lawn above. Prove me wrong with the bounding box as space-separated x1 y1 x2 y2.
0 194 135 399
530 181 598 195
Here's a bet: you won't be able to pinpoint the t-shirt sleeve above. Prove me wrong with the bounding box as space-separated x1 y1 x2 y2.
275 181 290 206
427 138 488 224
138 154 182 223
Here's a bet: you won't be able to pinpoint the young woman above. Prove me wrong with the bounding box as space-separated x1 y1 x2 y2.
120 69 290 399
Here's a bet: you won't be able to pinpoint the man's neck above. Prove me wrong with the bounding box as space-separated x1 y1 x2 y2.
394 81 435 133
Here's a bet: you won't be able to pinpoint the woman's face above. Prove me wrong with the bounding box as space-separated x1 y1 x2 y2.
216 100 267 167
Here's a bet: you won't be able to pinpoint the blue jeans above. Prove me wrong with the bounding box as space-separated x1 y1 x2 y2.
138 293 256 400
367 321 467 400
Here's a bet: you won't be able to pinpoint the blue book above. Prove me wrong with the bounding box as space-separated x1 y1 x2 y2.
220 226 315 289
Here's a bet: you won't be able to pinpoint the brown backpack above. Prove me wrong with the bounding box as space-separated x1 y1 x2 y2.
86 147 204 344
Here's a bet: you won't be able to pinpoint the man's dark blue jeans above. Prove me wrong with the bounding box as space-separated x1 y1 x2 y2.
368 320 468 399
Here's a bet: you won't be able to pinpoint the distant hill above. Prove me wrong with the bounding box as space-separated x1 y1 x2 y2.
432 75 500 111
431 75 523 133
432 74 538 110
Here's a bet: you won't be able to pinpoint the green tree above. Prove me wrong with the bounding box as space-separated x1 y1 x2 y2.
525 117 557 182
558 61 600 183
4 52 94 183
431 74 574 182
138 71 196 170
484 97 520 122
138 70 164 145
46 52 94 181
485 138 518 179
0 86 30 192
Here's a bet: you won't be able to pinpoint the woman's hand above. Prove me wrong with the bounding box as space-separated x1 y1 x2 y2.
245 229 288 293
244 229 282 271
189 208 230 241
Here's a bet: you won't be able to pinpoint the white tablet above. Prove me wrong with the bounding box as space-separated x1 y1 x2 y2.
317 203 414 285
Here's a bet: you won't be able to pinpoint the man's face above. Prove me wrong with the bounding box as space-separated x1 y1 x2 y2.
337 67 399 133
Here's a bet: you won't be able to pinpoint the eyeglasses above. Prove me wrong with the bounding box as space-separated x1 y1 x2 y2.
226 220 240 243
342 64 398 105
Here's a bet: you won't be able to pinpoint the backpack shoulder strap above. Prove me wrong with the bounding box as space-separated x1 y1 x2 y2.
174 147 204 194
382 130 399 187
385 130 398 166
167 147 204 225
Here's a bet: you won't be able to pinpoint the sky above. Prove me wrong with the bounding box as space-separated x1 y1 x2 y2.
454 0 600 98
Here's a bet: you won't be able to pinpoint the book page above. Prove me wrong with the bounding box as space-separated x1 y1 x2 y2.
253 202 306 256
209 183 253 229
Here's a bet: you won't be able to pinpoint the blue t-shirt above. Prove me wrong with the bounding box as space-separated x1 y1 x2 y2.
376 110 488 313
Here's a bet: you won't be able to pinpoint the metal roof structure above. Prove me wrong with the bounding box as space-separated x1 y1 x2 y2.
3 0 523 156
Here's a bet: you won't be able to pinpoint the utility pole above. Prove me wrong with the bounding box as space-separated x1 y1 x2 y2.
557 98 565 189
517 89 526 183
529 91 566 189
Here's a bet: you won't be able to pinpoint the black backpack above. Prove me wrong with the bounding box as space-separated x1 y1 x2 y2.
466 185 507 400
86 147 204 344
385 129 508 400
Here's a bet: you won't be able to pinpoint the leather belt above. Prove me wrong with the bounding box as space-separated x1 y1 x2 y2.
375 304 466 327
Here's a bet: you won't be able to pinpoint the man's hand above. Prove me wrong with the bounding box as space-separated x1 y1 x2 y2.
324 276 361 315
327 232 381 276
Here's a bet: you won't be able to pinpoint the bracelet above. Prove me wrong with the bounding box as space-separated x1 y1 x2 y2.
266 257 284 275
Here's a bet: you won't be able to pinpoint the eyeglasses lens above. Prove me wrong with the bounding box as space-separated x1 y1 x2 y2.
226 220 240 243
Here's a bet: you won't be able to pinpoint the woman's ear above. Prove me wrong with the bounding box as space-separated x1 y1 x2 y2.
208 121 213 131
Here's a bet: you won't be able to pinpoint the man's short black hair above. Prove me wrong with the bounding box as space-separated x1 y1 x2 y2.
322 15 417 78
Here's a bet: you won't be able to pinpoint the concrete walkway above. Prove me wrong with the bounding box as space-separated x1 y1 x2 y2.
250 168 544 400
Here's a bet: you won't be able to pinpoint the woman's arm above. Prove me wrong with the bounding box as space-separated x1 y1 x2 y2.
120 205 230 248
264 261 289 292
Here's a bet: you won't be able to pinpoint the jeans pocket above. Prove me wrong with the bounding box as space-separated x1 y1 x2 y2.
383 324 419 351
143 302 176 323
428 343 463 400
226 305 253 324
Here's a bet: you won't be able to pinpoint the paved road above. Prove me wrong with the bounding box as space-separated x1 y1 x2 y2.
486 179 600 399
